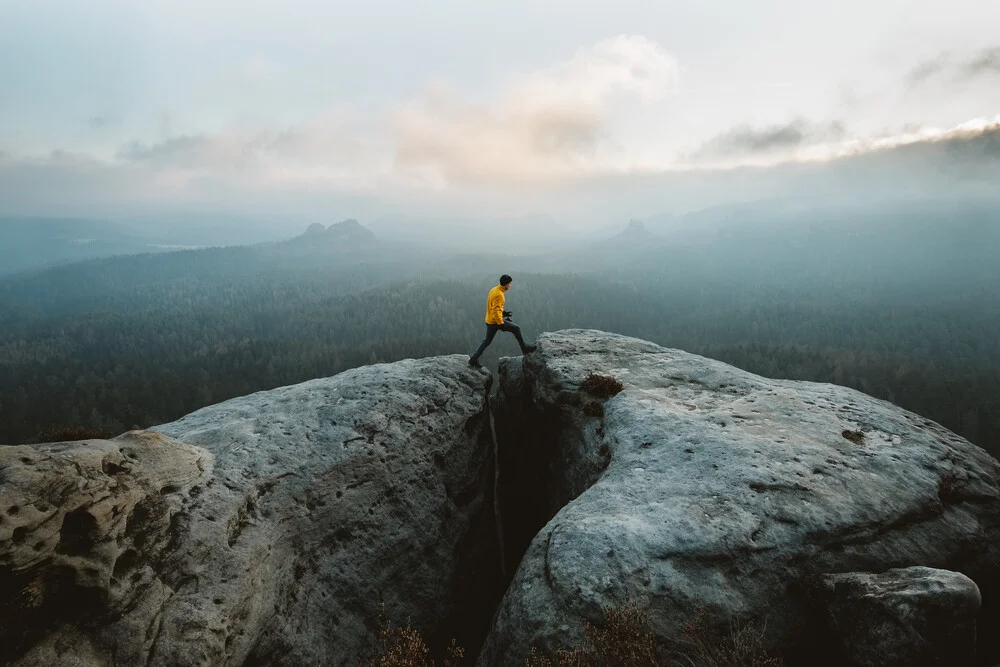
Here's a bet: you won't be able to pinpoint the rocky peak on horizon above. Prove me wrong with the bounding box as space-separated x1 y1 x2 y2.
604 218 659 250
292 218 376 248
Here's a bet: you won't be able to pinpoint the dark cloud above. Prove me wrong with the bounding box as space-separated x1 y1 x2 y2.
117 125 365 171
908 47 1000 86
906 53 952 86
118 135 213 167
87 115 120 130
961 46 1000 78
692 119 845 161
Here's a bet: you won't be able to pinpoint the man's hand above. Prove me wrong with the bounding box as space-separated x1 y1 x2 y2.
503 310 512 319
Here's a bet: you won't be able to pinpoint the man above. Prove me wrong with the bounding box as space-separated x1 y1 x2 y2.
469 274 536 366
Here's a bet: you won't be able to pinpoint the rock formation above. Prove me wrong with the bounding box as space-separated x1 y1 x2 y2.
2 330 999 666
482 330 1000 665
288 218 378 251
1 357 499 666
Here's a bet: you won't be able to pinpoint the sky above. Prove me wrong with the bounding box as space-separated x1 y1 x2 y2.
1 0 999 227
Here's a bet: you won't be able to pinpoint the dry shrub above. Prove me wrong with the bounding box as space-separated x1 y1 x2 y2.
525 647 582 667
840 429 864 444
525 599 656 667
585 600 657 666
676 607 783 667
367 623 429 667
364 606 464 667
580 374 624 398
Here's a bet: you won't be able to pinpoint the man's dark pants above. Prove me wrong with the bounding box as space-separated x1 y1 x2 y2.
471 321 528 360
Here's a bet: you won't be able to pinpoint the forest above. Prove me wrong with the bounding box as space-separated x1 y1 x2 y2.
2 201 999 459
1 269 998 460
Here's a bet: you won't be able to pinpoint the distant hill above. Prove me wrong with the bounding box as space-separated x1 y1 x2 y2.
555 195 1000 288
282 219 379 251
607 219 658 247
0 214 303 276
0 217 158 275
5 196 999 314
0 219 414 317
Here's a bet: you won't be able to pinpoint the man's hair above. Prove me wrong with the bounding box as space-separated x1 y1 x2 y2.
499 274 513 286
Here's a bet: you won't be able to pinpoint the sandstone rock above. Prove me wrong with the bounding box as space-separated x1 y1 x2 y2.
819 566 981 667
1 355 499 666
0 431 208 666
482 330 1000 665
6 330 999 667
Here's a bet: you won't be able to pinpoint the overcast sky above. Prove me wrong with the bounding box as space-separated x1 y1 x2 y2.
1 0 998 226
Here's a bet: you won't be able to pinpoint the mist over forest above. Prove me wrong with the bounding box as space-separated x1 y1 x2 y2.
2 172 999 460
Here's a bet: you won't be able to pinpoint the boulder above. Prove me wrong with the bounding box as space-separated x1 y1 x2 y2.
1 355 499 666
482 330 1000 665
819 566 981 667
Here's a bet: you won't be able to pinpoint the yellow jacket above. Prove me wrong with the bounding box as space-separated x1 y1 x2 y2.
485 284 506 325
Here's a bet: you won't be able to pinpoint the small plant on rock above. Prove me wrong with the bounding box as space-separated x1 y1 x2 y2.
582 401 605 417
524 598 657 667
368 623 430 667
365 605 464 667
675 607 784 667
580 374 624 398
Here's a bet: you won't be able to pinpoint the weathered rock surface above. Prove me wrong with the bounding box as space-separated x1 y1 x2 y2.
5 329 999 667
1 356 499 666
482 330 1000 665
0 431 208 665
820 566 981 667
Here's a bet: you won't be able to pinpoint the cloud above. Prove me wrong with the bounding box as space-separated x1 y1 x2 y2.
6 33 998 214
682 115 1000 170
119 135 216 167
907 47 1000 86
11 36 683 197
906 53 953 86
3 119 999 225
391 35 679 186
115 110 382 189
690 119 846 163
961 46 1000 78
12 36 682 192
120 123 366 169
87 115 120 130
790 115 1000 167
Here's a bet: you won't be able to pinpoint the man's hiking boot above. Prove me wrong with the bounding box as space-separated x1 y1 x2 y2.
522 345 538 354
468 357 481 367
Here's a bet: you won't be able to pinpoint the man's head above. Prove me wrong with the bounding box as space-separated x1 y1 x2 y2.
499 274 512 290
